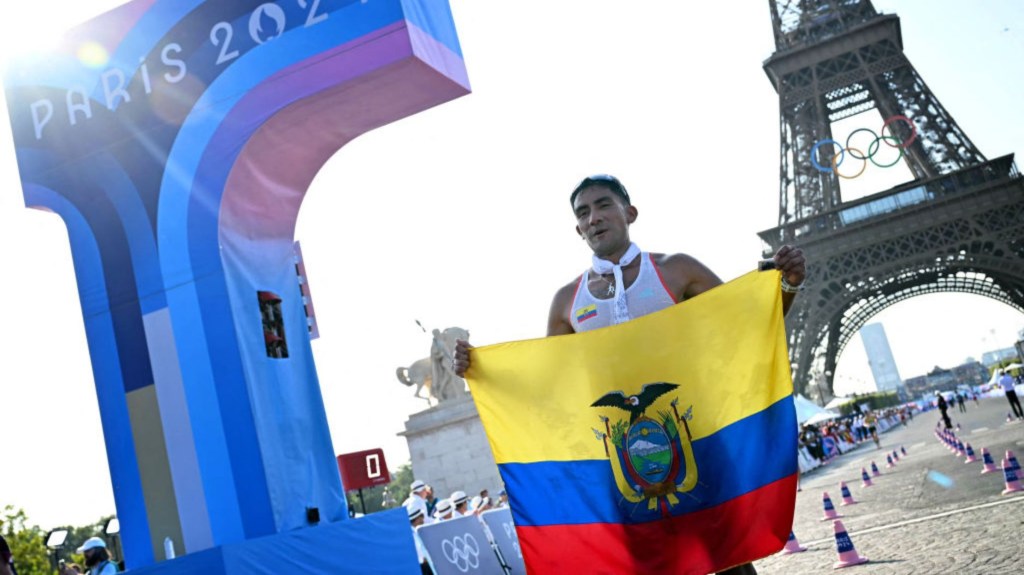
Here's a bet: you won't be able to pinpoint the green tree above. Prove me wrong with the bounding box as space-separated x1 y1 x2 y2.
1 506 52 575
388 462 414 509
343 462 414 516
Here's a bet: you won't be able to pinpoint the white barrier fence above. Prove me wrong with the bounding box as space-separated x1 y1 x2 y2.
799 412 906 474
417 508 526 575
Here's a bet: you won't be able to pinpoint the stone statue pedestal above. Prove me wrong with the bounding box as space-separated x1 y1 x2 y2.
399 394 503 501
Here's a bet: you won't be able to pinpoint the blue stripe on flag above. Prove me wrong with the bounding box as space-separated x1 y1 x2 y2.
500 396 797 527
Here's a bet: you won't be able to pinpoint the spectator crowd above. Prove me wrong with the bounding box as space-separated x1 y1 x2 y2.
798 407 915 473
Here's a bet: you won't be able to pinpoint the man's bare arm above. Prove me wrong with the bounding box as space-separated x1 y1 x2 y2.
657 246 805 315
453 280 579 377
653 253 724 302
547 281 578 336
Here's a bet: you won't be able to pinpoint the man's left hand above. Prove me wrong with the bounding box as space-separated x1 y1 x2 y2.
773 245 806 287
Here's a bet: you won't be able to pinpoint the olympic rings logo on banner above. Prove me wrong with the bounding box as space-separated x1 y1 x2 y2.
810 115 917 179
441 534 481 572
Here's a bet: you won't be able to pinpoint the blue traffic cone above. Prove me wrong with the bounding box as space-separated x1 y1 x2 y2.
832 520 869 568
861 467 874 487
821 492 842 520
839 481 857 505
981 448 998 474
1001 459 1024 495
781 531 807 554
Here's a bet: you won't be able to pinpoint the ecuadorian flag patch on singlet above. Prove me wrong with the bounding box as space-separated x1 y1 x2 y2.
575 304 598 323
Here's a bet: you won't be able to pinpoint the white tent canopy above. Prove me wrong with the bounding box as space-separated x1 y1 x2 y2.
824 396 857 410
794 394 831 424
804 410 842 425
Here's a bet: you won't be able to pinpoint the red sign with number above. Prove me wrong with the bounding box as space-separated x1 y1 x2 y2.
337 448 390 491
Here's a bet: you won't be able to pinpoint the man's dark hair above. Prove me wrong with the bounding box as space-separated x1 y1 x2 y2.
570 174 631 208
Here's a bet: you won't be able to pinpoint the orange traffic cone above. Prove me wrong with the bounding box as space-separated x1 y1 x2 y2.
839 481 858 505
832 520 869 569
963 443 977 463
821 492 843 520
885 454 896 469
900 445 907 457
860 467 874 487
781 531 807 554
980 448 998 474
870 461 881 477
1001 458 1024 495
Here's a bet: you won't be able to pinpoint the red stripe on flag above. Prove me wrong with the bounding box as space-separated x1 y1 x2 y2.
516 473 797 575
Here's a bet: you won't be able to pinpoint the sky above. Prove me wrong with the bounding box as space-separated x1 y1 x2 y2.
1 0 1023 529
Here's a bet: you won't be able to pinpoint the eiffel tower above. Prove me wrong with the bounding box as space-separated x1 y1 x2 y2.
759 0 1024 401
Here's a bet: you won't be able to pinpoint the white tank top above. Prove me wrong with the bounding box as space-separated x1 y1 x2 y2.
569 253 678 332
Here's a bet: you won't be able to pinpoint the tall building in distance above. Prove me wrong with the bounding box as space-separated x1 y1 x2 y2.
860 323 903 394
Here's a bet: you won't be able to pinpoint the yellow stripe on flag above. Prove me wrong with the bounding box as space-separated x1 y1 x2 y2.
466 271 792 464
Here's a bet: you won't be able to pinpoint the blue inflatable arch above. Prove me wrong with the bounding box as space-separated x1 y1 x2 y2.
5 1 469 572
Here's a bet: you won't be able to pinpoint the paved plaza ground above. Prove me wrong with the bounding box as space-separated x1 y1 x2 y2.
754 396 1024 574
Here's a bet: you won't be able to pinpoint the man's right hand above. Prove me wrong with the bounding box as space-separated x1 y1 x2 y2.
453 339 472 377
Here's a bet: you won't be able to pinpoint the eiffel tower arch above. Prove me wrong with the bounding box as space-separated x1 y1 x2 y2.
758 0 1024 400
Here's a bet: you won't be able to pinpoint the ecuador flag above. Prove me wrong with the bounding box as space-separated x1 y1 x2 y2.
466 271 797 574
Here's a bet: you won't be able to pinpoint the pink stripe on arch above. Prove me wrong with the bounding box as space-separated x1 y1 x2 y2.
261 20 471 93
215 21 469 242
219 21 414 241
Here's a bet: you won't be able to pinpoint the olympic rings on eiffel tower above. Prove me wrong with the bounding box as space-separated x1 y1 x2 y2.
809 115 917 177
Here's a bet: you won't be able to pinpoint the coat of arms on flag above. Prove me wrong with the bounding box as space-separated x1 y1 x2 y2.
592 383 699 517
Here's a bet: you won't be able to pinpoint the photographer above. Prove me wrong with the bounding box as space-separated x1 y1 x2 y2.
61 538 117 575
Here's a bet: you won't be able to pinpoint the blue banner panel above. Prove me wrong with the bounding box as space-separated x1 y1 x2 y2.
125 509 419 575
417 515 505 575
480 508 526 575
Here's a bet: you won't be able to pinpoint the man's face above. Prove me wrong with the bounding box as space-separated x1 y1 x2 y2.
573 185 637 257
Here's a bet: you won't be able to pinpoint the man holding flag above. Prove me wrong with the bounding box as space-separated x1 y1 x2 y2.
454 174 806 574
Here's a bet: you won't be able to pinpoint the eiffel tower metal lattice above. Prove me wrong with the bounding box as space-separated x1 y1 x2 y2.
759 0 1024 400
